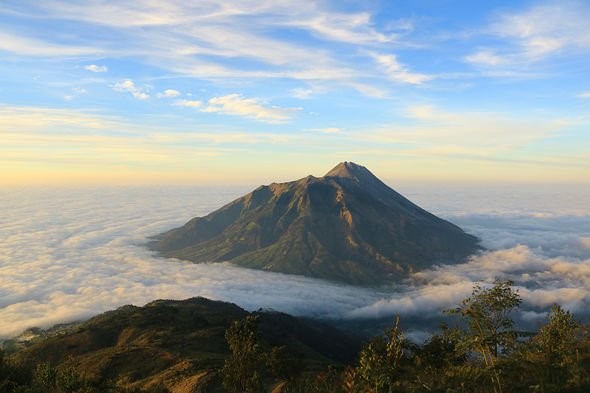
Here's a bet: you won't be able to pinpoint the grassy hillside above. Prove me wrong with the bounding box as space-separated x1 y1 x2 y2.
5 297 359 393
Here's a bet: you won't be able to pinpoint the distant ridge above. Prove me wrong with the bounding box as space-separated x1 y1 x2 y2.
149 162 480 285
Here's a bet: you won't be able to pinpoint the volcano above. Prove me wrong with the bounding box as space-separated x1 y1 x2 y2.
149 162 480 285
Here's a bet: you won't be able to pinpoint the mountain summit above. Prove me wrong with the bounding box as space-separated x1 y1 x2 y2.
325 161 373 179
149 163 479 285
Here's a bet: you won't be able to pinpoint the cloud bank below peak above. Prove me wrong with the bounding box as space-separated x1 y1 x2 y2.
1 184 589 339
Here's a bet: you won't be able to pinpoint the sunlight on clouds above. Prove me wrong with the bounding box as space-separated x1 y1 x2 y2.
369 104 565 150
157 89 181 98
203 94 301 123
0 106 121 131
0 105 311 185
173 99 202 108
312 127 342 134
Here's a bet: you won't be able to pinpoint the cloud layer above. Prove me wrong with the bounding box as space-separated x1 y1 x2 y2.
1 184 589 339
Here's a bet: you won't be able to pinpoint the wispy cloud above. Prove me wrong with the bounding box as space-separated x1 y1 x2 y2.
84 64 108 73
203 94 301 123
112 80 150 100
0 105 309 179
0 1 420 95
157 89 181 98
64 87 88 101
363 105 564 153
172 99 202 108
0 31 99 56
466 1 590 66
0 105 121 131
291 88 314 99
311 127 342 134
578 91 590 98
370 53 432 85
464 50 507 66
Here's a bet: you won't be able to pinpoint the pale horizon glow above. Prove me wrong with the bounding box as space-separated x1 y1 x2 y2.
0 1 589 185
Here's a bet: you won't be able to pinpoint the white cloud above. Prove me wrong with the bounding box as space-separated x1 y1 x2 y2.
157 89 181 98
464 50 507 66
172 99 202 108
0 184 589 338
312 127 342 134
578 91 590 98
466 1 590 66
0 187 382 338
84 64 108 73
291 88 314 99
349 211 590 320
370 53 432 85
112 79 150 100
0 1 423 95
0 31 99 56
203 94 301 123
0 105 121 131
282 11 393 44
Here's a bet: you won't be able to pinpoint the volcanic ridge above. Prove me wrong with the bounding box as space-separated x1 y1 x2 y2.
149 162 480 285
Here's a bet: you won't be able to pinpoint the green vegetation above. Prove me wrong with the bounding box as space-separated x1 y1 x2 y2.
278 280 590 393
2 282 589 392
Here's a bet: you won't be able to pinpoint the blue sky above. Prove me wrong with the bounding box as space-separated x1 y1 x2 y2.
1 0 589 184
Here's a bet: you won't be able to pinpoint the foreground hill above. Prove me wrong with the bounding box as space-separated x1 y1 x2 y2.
10 297 359 393
149 162 480 285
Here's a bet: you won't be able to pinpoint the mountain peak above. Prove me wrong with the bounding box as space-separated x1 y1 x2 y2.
150 163 480 286
324 161 375 181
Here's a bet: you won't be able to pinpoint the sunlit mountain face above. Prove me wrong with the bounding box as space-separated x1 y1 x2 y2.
150 162 481 285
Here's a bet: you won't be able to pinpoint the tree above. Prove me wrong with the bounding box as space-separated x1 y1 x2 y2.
356 315 405 393
446 279 521 393
531 304 583 390
221 316 266 393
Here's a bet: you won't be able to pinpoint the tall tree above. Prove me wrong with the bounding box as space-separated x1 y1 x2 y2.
356 316 405 393
221 316 266 393
447 279 521 393
531 305 582 390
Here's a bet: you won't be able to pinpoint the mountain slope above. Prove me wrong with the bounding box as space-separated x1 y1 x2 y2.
12 297 360 393
149 162 480 285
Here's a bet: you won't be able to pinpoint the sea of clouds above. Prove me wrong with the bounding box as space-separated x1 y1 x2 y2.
1 183 589 339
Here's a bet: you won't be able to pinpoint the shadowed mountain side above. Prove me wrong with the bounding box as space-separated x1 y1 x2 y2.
149 162 480 285
12 297 360 393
